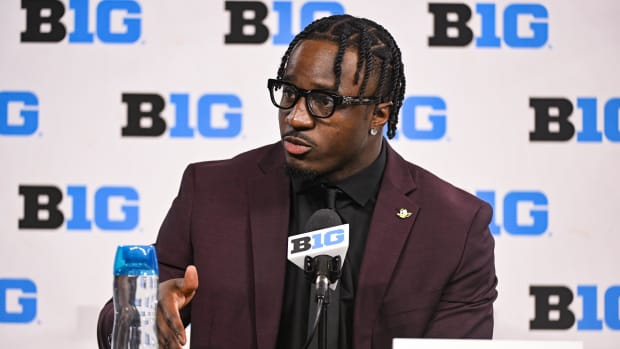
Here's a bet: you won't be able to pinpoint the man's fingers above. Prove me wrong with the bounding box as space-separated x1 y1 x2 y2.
155 265 198 347
157 300 186 348
182 265 199 296
163 305 187 346
175 265 198 309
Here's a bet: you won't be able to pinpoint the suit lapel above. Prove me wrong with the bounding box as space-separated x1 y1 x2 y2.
353 145 419 343
248 145 290 349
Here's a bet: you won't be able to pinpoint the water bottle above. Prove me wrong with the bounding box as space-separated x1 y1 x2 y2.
111 245 159 349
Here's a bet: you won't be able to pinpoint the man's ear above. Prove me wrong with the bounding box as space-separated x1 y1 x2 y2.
371 101 392 129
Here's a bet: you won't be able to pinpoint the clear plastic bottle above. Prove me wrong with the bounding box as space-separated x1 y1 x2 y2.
111 245 159 349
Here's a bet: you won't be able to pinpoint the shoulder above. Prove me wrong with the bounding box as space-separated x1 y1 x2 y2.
173 143 283 193
186 142 282 176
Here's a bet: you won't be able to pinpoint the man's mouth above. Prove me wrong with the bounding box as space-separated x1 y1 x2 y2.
282 136 313 156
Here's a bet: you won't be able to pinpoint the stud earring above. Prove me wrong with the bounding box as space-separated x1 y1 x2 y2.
369 128 378 136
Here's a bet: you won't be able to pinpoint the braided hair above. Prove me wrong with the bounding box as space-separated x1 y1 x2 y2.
276 14 406 139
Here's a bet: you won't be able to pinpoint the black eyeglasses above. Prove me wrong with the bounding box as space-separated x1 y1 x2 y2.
267 79 381 118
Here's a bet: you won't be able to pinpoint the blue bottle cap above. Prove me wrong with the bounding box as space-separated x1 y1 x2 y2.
113 245 159 276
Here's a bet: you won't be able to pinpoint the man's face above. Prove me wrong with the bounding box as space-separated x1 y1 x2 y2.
278 39 386 183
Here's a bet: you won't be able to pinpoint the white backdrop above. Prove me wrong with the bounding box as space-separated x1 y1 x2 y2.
1 0 619 348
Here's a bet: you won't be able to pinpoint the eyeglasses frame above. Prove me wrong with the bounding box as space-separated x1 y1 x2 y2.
267 78 382 118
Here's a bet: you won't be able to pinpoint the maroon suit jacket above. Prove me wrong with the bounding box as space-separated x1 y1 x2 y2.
98 142 497 349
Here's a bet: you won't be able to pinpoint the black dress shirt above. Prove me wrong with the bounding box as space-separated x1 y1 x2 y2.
276 143 387 349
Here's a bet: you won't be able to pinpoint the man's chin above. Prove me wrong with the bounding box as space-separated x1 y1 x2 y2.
285 163 320 181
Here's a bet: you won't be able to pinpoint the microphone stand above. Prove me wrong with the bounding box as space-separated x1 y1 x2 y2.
304 255 342 349
319 304 327 349
316 274 329 349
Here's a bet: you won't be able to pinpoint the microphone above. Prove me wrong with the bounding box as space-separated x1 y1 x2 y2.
287 209 349 292
288 209 348 349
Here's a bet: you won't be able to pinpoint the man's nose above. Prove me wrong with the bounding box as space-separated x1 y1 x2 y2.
285 97 315 129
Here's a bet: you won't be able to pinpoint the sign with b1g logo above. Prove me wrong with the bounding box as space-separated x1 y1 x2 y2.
287 223 349 276
20 0 142 44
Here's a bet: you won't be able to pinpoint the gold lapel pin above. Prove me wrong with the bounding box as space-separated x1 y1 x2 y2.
396 208 413 219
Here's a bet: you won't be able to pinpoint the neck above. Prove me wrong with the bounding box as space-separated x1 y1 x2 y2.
324 138 384 183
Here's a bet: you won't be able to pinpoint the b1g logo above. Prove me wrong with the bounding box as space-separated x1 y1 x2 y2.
0 279 37 324
225 1 344 44
21 0 141 44
529 97 620 142
393 96 447 141
476 190 548 235
287 223 349 277
428 3 549 48
121 93 242 138
0 91 38 136
531 285 620 330
19 185 139 231
290 227 345 254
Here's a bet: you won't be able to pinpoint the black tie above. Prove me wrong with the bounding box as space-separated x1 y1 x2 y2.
325 185 339 210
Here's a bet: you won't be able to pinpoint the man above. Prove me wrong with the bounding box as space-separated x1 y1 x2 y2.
98 14 497 349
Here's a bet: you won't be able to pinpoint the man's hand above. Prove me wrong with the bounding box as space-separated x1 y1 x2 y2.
157 265 199 348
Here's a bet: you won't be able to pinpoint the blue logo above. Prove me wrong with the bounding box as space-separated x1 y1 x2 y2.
21 0 142 44
122 93 242 138
393 96 447 141
0 279 37 324
428 3 549 48
476 190 548 235
0 91 39 136
225 1 345 45
19 185 140 231
310 228 345 249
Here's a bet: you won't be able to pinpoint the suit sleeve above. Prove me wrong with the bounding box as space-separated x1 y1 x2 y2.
154 164 196 325
424 202 498 338
96 299 114 349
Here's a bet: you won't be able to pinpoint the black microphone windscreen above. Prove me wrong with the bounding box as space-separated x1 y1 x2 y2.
305 208 342 232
